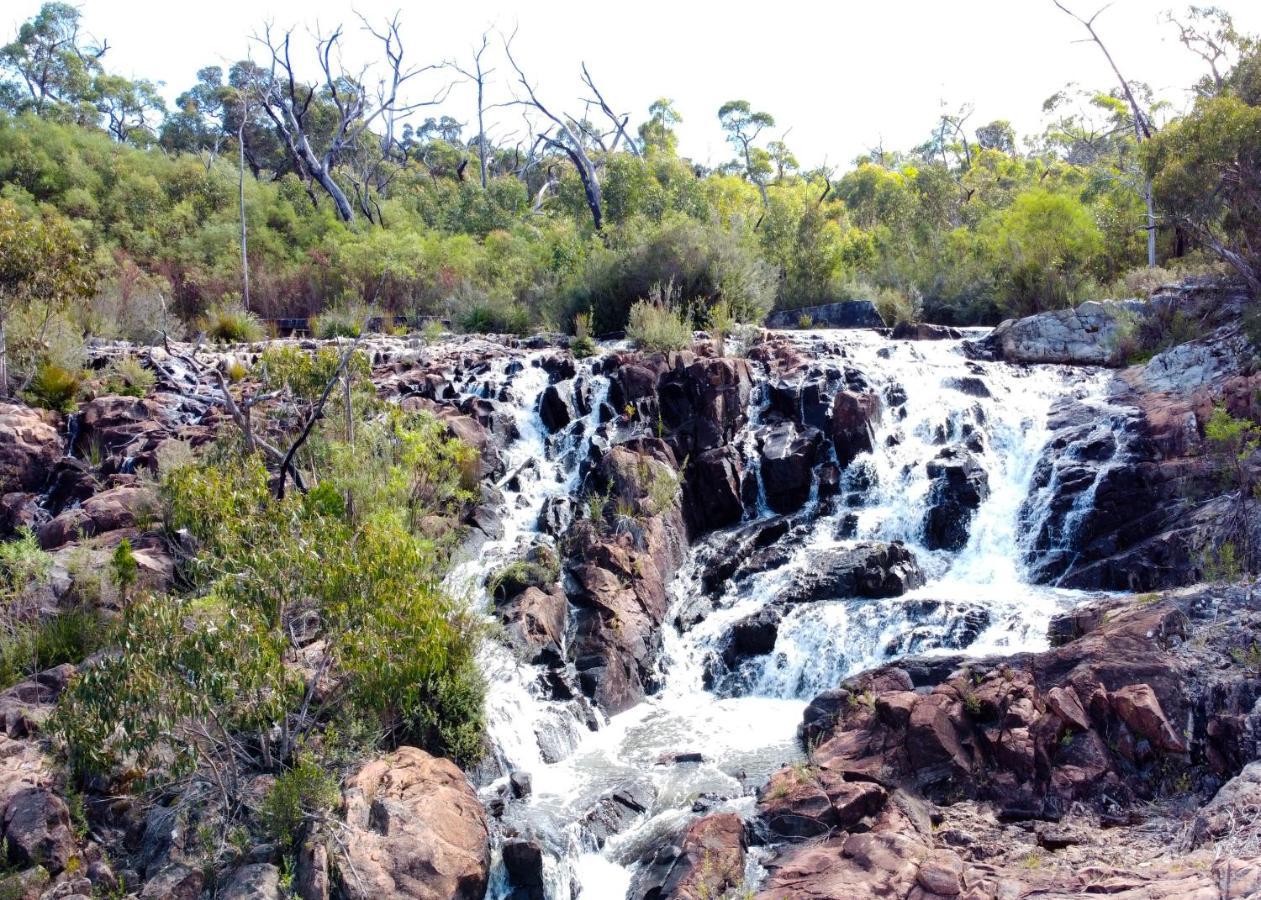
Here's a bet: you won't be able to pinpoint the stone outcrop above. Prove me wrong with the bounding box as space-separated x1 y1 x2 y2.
339 746 490 900
757 422 822 513
921 446 989 551
0 404 61 495
751 584 1261 899
777 542 924 604
630 812 747 900
765 301 885 330
963 299 1145 367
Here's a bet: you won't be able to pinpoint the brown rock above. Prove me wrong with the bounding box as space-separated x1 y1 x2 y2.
2 786 77 874
631 812 746 900
138 864 203 900
1109 683 1187 753
499 585 566 665
830 391 880 467
340 746 489 900
0 405 60 496
916 849 964 895
220 863 282 899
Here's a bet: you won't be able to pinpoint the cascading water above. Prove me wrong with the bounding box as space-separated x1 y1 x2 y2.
449 330 1113 899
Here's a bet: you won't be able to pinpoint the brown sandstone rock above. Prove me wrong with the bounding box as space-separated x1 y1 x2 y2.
339 746 489 900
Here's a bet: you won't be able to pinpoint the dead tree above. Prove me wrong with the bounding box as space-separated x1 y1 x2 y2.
1053 1 1157 268
253 16 441 224
446 32 495 189
503 30 637 233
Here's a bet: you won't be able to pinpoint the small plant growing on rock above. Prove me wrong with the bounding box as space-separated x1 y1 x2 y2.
627 296 692 353
22 362 81 413
797 313 813 330
109 539 138 604
201 303 264 344
103 356 155 398
571 311 596 359
260 752 340 846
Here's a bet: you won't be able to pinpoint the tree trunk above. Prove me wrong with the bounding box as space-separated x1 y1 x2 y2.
476 79 488 189
1145 180 1157 269
238 115 251 311
0 313 8 398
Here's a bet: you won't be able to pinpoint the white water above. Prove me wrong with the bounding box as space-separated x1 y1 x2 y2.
443 331 1112 900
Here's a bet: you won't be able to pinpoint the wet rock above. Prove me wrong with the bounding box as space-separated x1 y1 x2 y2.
656 357 753 460
655 751 705 765
501 838 545 900
538 383 574 432
891 322 963 341
499 585 566 666
921 447 989 552
779 542 924 603
723 606 783 666
757 422 821 514
581 781 656 848
339 746 490 900
43 459 100 517
536 496 572 537
0 404 61 494
685 447 744 532
944 375 991 398
509 771 533 799
629 812 746 900
830 391 880 468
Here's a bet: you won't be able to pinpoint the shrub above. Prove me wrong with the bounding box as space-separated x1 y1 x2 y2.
102 356 155 398
311 306 366 339
627 297 692 353
571 311 596 359
22 363 81 413
797 313 813 329
489 546 560 600
202 304 264 343
260 753 339 846
872 285 922 326
0 610 103 691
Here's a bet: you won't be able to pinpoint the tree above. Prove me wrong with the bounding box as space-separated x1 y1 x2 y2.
1053 1 1158 268
718 100 775 208
0 202 95 394
639 98 681 156
986 188 1103 313
0 3 105 119
447 32 495 189
976 119 1016 154
253 16 441 224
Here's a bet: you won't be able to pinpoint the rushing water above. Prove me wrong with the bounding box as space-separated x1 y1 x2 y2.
444 330 1112 900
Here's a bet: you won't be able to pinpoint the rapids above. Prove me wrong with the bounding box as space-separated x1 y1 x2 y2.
445 329 1113 899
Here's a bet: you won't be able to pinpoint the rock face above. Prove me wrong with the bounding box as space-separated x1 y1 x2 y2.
757 422 821 513
921 447 989 551
778 542 924 604
753 585 1261 899
339 747 490 900
630 812 746 900
829 391 880 468
568 441 688 714
0 404 60 497
765 301 885 330
963 299 1144 367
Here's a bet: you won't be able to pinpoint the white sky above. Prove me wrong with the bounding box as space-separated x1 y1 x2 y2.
10 0 1261 167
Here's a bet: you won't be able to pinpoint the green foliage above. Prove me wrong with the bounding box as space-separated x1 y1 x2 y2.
21 362 80 412
108 538 138 600
102 355 155 398
627 297 693 353
54 399 487 783
201 303 264 343
257 345 369 402
570 311 595 359
259 752 339 846
0 528 51 603
0 610 104 693
489 546 560 600
310 307 364 339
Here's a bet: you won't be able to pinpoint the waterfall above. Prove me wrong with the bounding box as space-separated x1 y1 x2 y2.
452 331 1111 899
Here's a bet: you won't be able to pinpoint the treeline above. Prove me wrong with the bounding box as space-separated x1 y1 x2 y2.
0 2 1258 356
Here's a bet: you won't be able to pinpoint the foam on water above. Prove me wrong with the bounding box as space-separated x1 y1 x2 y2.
451 331 1111 899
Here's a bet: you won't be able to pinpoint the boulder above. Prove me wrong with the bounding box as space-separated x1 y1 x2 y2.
779 542 924 603
963 299 1144 367
501 838 545 900
765 301 885 330
757 423 821 513
630 812 746 900
0 404 60 494
220 863 282 899
538 382 574 432
37 484 158 549
580 781 655 848
139 864 203 900
921 447 989 552
830 391 880 468
339 746 490 900
498 585 567 665
684 447 744 533
891 322 963 341
2 786 77 874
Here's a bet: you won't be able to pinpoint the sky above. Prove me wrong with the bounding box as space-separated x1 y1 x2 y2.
9 0 1261 167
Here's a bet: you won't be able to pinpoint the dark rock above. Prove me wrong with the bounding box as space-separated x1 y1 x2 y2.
581 781 656 848
830 391 880 468
922 446 990 551
891 322 963 340
538 383 574 432
2 787 76 874
779 542 924 603
757 422 821 514
501 839 545 900
509 771 533 799
684 447 744 532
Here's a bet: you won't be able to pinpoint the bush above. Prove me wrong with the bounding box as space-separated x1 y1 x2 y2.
102 356 155 398
0 610 103 691
311 306 366 339
570 219 774 334
202 304 264 343
260 753 340 846
797 313 813 329
571 311 595 359
872 285 922 326
23 363 81 412
627 297 693 353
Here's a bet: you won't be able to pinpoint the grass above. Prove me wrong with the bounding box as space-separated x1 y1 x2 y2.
627 298 692 353
22 363 81 413
202 304 265 343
